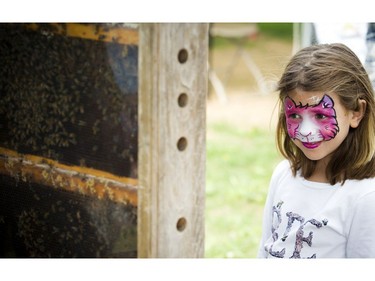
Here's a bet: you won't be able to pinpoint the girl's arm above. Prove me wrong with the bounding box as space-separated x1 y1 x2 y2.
257 189 273 258
256 161 288 258
346 191 375 258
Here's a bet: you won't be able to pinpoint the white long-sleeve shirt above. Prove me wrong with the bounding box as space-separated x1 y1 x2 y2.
258 160 375 258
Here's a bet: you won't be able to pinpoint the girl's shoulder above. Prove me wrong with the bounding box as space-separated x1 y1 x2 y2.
341 177 375 202
272 159 292 177
344 176 375 188
269 160 293 186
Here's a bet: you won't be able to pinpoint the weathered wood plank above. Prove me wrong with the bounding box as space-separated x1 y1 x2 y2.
0 147 138 206
138 23 208 258
24 23 139 45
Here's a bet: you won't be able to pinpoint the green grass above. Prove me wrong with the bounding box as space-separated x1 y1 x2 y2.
205 122 282 258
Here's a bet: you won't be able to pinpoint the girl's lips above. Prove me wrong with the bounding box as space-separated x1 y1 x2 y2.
302 142 322 149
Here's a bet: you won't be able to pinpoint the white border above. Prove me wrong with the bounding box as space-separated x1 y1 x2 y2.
2 259 373 281
2 0 374 22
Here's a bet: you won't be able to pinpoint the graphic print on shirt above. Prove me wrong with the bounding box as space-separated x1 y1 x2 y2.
266 201 286 258
265 201 328 259
284 94 339 143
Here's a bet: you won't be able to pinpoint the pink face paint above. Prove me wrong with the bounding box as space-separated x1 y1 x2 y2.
284 95 339 145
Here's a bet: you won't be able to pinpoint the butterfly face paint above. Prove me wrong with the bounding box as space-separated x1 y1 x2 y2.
284 94 339 144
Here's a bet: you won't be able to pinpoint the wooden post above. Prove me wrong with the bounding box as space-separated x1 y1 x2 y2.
138 23 208 258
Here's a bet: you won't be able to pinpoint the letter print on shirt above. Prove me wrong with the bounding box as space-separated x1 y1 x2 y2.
265 201 328 259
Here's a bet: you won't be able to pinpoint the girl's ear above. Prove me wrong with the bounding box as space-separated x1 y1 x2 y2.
350 99 367 128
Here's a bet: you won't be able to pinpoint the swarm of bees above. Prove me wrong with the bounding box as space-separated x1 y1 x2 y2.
6 177 137 257
0 24 139 257
0 23 138 178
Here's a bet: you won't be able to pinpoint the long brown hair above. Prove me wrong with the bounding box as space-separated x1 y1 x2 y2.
276 43 375 185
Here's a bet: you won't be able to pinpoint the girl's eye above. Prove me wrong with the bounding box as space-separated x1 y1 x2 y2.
315 114 327 120
288 113 301 119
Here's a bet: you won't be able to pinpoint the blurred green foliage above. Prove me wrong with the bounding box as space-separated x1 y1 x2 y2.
257 23 294 40
209 22 293 49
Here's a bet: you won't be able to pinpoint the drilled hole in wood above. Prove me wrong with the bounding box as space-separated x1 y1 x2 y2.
177 137 188 151
178 49 188 63
178 93 188 107
176 217 187 232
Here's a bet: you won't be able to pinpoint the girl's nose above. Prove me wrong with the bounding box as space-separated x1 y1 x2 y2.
299 118 316 136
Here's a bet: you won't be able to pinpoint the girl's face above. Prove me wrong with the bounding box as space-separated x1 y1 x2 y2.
284 90 353 162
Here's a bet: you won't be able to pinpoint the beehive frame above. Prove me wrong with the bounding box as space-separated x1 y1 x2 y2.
0 23 208 258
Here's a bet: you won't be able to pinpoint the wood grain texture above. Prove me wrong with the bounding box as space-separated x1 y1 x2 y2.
24 23 138 45
138 23 208 258
0 147 138 206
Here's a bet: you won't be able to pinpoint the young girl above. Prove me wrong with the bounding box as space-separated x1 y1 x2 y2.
258 43 375 258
